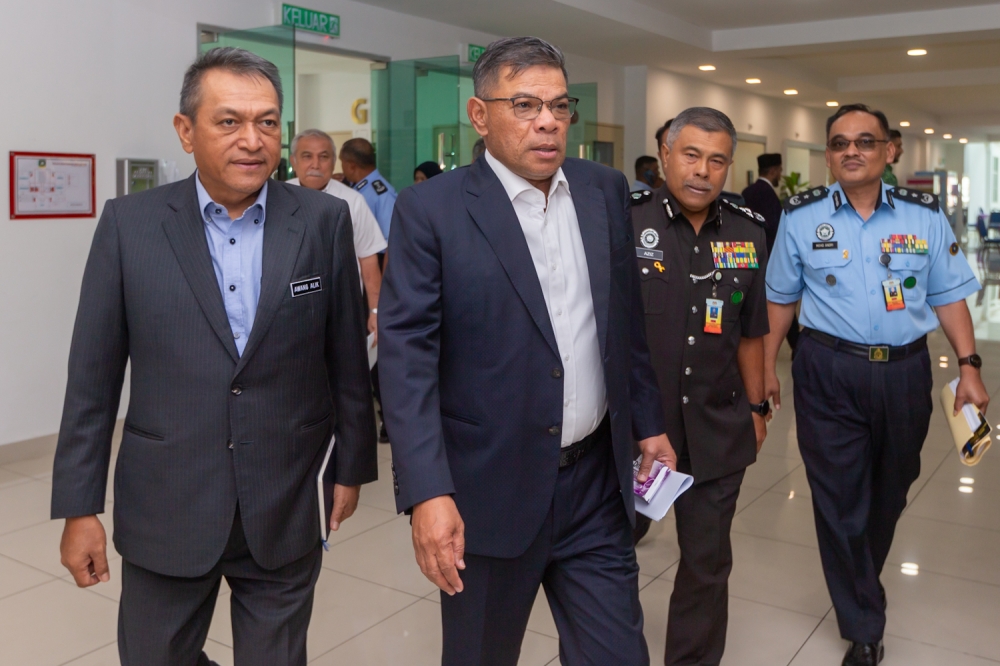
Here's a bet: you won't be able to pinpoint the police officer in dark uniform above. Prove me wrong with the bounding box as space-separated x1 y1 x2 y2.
764 104 989 666
632 107 771 666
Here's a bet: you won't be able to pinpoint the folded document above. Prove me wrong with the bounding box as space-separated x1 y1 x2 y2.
633 457 694 521
941 378 992 466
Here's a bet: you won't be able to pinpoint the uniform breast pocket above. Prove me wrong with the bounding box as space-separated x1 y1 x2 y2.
639 260 669 315
806 251 854 298
717 270 754 321
891 254 929 279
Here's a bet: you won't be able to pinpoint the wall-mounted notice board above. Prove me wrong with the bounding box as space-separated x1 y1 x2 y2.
9 152 96 219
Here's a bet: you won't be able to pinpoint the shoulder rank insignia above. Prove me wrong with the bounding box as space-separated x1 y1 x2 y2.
630 190 653 205
372 180 388 195
720 199 765 226
783 186 829 213
891 187 939 212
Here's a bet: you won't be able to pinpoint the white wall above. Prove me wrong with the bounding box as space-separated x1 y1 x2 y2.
0 0 627 447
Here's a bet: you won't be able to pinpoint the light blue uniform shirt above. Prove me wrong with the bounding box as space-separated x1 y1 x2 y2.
765 181 979 345
195 174 267 356
354 168 396 244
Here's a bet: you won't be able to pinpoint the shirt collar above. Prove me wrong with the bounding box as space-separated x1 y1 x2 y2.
484 150 569 203
196 171 268 224
661 186 721 228
829 180 895 217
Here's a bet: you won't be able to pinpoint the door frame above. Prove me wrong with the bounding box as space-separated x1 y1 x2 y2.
196 23 389 63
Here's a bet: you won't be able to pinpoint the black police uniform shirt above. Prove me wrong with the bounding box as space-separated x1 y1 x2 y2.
631 185 770 482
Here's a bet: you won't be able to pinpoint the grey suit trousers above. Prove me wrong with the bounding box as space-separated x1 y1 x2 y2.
118 508 322 666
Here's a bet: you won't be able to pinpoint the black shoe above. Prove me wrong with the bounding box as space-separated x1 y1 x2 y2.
632 514 652 546
842 641 884 666
379 424 389 444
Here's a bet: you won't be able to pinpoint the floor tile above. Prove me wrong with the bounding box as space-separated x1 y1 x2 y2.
0 553 54 600
728 533 832 618
0 467 31 490
4 453 54 480
731 490 818 549
323 504 397 548
62 642 120 665
905 465 1000 532
742 455 801 491
719 597 824 666
635 514 680 578
0 480 53 536
355 458 399 514
0 511 116 577
734 484 769 515
886 514 1000 586
0 579 117 665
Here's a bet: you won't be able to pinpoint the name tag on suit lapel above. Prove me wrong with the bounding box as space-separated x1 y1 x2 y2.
290 276 323 297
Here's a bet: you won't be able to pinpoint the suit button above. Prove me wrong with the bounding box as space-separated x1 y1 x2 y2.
693 246 700 254
691 306 698 314
227 440 234 449
548 426 561 436
687 336 695 345
685 367 692 375
552 368 562 378
231 386 243 395
682 396 689 404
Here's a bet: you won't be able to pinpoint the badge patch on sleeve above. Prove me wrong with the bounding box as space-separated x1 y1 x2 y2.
710 242 758 269
880 234 928 254
950 242 960 256
290 276 323 297
372 180 388 195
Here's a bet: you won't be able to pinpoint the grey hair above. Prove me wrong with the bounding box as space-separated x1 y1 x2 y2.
666 107 738 157
291 129 335 156
472 36 568 98
180 47 284 119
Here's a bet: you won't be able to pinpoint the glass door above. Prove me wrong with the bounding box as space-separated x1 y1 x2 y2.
200 26 297 180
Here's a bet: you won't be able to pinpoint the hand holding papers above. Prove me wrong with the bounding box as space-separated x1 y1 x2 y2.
941 378 992 466
633 456 694 521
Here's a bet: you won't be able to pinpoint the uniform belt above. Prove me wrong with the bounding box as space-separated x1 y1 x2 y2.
802 328 927 362
559 412 610 468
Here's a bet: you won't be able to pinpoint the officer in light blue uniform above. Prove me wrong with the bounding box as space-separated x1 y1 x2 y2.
763 104 989 666
339 138 397 250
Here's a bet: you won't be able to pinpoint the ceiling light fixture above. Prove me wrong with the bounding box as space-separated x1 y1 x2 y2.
960 138 969 144
907 48 928 56
699 65 716 71
784 89 798 95
900 121 911 127
924 128 934 134
746 78 761 84
826 101 839 107
943 133 953 139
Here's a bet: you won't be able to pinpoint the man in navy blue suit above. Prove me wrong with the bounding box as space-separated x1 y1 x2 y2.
379 37 676 665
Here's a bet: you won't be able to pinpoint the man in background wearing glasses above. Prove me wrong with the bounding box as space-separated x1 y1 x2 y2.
379 36 673 664
763 104 989 666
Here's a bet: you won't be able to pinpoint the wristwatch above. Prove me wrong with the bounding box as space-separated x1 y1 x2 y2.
958 354 982 369
749 399 771 417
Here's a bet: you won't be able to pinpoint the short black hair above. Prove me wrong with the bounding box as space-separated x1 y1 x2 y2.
826 103 890 140
340 138 376 167
635 155 657 176
472 36 567 98
180 47 283 119
655 119 674 148
888 129 902 140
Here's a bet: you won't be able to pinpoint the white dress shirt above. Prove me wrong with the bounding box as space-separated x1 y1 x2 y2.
288 177 388 288
484 151 607 447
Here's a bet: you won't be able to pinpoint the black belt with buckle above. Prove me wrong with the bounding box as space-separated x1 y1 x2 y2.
803 328 927 363
559 413 610 468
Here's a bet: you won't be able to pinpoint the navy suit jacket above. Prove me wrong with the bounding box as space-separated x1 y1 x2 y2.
741 179 783 253
379 156 666 558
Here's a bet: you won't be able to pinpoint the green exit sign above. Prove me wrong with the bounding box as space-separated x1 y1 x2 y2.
282 3 340 36
468 44 486 63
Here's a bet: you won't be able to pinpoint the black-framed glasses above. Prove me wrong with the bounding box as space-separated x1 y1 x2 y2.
481 96 579 121
828 137 889 153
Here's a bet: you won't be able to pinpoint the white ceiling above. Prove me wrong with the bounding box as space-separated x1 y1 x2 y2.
353 0 1000 139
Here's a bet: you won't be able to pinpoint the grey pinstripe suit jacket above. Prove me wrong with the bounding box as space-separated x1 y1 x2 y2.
51 175 377 577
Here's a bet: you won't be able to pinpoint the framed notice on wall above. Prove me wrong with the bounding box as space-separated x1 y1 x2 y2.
9 152 96 219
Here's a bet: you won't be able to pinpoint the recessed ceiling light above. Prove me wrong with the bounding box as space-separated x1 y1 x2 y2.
943 133 953 139
960 138 969 144
907 48 928 56
900 121 911 127
699 65 716 71
924 128 934 134
784 89 798 95
746 78 761 84
826 101 839 107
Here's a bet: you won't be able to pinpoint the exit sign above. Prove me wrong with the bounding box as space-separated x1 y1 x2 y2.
282 4 340 37
468 44 486 63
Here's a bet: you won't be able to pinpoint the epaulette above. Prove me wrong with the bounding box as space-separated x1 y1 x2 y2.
721 198 766 226
630 190 653 205
890 187 939 212
783 187 829 213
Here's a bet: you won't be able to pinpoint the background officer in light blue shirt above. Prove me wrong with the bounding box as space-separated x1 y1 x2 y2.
339 137 397 252
762 104 989 666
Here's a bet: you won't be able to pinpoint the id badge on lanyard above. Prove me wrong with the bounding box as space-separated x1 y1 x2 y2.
704 298 723 334
879 252 906 311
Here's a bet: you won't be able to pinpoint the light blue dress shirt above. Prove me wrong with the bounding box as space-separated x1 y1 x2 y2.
195 174 267 356
766 181 979 345
354 168 396 243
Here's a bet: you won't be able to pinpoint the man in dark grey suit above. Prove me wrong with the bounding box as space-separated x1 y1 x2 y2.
380 37 676 665
51 48 376 666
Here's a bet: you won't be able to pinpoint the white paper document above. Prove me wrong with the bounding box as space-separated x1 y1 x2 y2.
633 457 694 521
367 333 377 369
317 436 336 549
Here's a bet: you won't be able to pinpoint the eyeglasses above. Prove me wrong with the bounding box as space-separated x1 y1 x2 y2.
480 96 579 121
827 137 889 153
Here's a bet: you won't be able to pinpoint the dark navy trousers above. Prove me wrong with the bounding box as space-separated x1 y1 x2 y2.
792 334 932 643
440 435 648 666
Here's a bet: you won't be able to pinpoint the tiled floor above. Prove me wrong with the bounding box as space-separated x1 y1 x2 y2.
2 295 1000 664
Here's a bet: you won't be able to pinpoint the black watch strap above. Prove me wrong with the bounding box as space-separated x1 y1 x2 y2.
749 400 770 416
958 354 982 369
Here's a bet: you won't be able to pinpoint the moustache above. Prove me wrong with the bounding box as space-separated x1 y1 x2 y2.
304 170 326 178
683 178 714 192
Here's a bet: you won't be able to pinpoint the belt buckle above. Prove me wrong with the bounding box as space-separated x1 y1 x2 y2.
868 346 889 362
